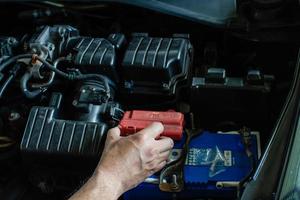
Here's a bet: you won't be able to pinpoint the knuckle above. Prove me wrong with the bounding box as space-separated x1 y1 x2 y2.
150 148 160 157
106 133 115 141
141 147 154 161
154 161 167 171
142 147 160 163
145 162 155 170
145 147 158 159
162 151 171 159
107 128 116 134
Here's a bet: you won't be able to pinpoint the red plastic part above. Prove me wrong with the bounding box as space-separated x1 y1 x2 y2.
119 110 184 140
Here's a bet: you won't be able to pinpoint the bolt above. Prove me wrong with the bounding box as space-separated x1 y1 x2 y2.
47 43 54 52
216 183 223 189
8 37 16 45
72 100 78 106
172 151 178 156
45 9 51 16
124 81 133 88
9 112 20 121
162 83 169 88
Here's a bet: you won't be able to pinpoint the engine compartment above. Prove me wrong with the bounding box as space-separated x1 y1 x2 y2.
0 2 298 200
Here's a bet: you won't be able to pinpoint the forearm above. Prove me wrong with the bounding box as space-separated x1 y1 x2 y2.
69 169 123 200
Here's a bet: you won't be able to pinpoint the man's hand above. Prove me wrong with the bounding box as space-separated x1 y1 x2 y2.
69 122 174 200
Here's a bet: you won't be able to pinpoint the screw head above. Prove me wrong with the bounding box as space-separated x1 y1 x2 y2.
9 112 20 121
72 100 78 106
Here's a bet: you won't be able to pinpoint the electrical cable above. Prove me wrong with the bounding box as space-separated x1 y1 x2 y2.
0 75 13 98
0 54 33 72
0 52 112 99
31 56 65 88
0 63 21 99
237 127 257 198
34 55 112 100
20 57 65 98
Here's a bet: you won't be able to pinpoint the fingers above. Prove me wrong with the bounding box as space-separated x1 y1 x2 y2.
155 136 174 153
145 149 171 164
147 161 167 176
145 150 171 172
155 150 171 164
154 161 167 172
137 122 164 140
159 150 171 160
106 127 121 143
129 123 172 177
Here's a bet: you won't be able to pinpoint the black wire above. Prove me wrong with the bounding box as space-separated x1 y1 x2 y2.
0 54 111 99
0 75 13 98
237 128 257 198
35 56 112 99
0 54 33 72
238 155 255 198
0 63 22 99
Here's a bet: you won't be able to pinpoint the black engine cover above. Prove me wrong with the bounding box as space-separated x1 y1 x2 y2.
122 33 193 96
20 99 107 170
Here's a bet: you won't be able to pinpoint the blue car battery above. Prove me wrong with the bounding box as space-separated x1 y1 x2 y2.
124 130 261 200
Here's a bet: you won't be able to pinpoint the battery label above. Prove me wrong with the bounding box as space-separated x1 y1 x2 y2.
186 148 232 166
185 147 233 177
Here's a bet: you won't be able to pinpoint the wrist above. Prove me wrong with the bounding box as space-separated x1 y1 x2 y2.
94 166 124 199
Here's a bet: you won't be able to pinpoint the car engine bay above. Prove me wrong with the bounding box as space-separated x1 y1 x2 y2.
0 1 299 200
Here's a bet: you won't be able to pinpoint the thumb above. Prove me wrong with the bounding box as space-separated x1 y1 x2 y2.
137 122 164 140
